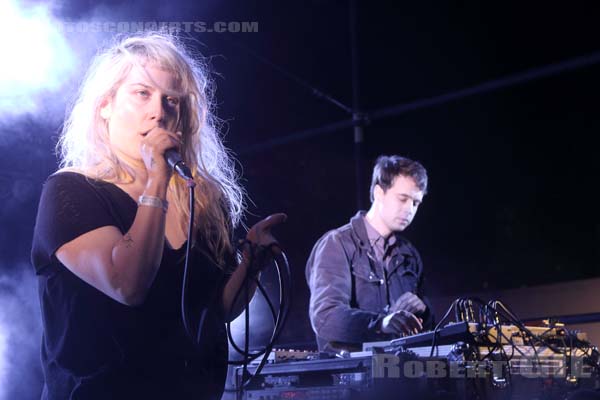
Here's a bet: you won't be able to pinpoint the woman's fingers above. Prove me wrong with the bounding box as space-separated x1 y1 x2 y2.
140 127 183 177
255 213 288 231
244 213 287 268
247 213 287 242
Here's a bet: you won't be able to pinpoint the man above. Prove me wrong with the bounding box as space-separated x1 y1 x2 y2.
306 155 434 353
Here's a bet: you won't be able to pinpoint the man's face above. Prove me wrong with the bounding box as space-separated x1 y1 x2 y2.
373 175 424 233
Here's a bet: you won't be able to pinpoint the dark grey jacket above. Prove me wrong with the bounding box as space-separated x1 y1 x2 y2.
306 211 434 353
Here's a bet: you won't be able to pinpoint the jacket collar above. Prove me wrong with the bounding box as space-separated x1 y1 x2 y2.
350 210 398 251
349 211 371 251
350 211 416 275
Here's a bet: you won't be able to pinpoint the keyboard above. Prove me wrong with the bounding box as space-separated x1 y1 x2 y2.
389 321 472 348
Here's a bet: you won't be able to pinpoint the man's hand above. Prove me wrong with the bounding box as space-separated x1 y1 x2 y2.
380 310 423 336
390 292 427 315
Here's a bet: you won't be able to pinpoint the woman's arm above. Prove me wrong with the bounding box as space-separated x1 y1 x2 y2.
222 213 287 321
55 127 181 306
56 176 169 306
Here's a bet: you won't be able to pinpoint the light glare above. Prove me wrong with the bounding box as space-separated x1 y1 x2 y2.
0 0 75 115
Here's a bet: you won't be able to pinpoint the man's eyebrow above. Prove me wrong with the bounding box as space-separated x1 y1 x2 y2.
397 193 422 200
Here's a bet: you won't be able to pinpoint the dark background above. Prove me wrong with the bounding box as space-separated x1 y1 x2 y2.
1 1 599 354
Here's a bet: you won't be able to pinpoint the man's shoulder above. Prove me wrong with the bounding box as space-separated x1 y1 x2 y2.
393 233 420 252
392 233 423 270
393 233 415 247
315 220 354 246
306 221 355 280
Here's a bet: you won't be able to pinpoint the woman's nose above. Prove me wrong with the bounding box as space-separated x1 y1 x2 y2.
148 95 165 123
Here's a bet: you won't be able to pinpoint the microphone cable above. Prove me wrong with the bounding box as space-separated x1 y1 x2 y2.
180 178 199 346
226 245 292 390
177 177 291 392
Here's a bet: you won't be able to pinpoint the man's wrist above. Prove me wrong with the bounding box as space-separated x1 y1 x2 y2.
375 314 386 335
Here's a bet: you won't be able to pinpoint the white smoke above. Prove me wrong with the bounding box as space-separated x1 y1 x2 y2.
0 327 7 397
0 265 43 400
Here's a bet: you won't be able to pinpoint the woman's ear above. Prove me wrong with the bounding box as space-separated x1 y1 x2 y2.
99 98 112 120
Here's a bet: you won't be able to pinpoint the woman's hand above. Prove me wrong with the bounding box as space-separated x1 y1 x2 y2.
140 127 182 179
244 213 287 274
222 213 287 319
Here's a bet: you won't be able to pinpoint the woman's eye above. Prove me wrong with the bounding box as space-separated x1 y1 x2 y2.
166 97 180 107
136 90 150 97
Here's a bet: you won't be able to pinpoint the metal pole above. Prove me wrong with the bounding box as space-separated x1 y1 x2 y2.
350 0 364 210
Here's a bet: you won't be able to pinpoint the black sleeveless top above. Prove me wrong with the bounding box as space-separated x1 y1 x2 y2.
31 172 232 400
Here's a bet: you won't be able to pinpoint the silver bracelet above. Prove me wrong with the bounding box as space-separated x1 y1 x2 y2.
138 195 168 213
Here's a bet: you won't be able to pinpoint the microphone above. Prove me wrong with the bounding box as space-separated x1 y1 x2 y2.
164 148 194 180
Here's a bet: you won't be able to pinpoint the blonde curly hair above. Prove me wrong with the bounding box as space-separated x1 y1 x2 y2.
57 32 245 262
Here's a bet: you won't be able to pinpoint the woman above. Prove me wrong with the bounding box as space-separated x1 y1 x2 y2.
31 32 285 399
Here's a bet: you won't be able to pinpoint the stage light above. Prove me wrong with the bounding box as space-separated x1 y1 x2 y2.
0 0 75 115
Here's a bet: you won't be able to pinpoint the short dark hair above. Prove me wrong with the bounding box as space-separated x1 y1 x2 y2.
370 155 428 202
